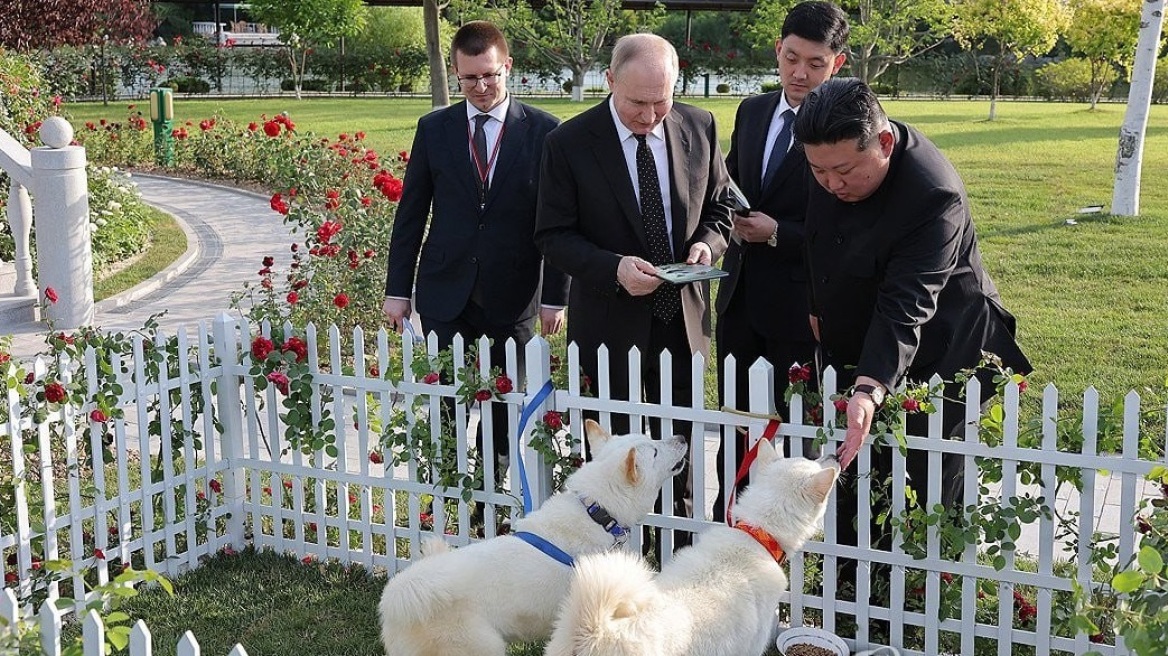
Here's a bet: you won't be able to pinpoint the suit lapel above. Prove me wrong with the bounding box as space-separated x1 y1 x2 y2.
743 92 782 203
665 112 691 259
443 102 480 206
757 146 806 208
481 100 527 214
587 103 648 252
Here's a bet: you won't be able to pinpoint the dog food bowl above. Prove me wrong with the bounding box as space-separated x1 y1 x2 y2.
776 626 849 656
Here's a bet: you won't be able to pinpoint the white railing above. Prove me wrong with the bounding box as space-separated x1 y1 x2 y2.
1 588 250 656
0 314 1162 655
0 118 93 327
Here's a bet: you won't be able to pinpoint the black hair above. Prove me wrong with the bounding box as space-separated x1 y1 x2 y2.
792 77 888 150
781 1 850 53
450 20 509 62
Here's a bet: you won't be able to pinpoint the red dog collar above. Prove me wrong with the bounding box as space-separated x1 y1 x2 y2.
734 522 786 563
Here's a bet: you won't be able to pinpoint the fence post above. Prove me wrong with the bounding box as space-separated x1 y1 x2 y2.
30 117 92 328
212 313 247 550
523 336 555 508
5 179 35 296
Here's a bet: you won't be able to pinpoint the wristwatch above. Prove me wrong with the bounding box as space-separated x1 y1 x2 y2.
766 223 779 248
853 383 885 406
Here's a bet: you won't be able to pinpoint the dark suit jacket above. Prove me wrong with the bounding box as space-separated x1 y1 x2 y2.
384 99 569 326
718 91 814 341
806 120 1031 389
535 99 734 358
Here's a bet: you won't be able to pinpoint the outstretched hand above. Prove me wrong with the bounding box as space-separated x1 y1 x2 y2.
837 393 877 468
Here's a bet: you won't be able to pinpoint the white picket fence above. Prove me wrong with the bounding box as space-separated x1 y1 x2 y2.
1 313 1163 655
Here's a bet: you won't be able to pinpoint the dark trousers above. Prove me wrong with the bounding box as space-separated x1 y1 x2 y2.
578 314 695 552
421 300 536 470
712 286 816 523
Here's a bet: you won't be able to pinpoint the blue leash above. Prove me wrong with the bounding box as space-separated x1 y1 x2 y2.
514 379 555 514
513 530 574 567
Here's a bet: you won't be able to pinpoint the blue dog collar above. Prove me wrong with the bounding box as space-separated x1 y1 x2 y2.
580 496 630 546
513 531 575 567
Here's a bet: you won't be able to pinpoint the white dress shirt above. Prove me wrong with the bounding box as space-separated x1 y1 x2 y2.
609 97 674 255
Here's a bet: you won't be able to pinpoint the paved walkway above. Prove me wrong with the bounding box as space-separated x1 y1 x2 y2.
5 174 1145 559
7 174 294 360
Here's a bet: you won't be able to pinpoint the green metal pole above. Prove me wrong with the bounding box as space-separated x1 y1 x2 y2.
150 87 175 167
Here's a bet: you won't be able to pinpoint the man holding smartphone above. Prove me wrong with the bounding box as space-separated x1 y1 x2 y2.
713 1 848 522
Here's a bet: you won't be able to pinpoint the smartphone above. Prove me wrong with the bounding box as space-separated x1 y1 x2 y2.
726 179 751 217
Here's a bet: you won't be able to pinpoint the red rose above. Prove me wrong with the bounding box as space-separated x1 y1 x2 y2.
833 398 849 413
1018 380 1028 394
4 572 16 584
263 486 272 495
543 410 563 430
262 256 274 267
369 365 380 377
209 479 222 494
90 409 108 423
248 122 258 132
267 371 290 395
199 119 215 131
283 479 293 489
333 293 349 309
423 372 440 384
44 381 67 404
360 196 372 207
495 375 513 394
355 131 366 140
787 363 811 384
902 398 921 413
474 389 492 402
940 572 954 584
270 193 289 215
369 451 384 464
251 336 275 361
302 555 314 564
263 120 281 137
286 291 298 305
282 336 308 362
44 286 58 304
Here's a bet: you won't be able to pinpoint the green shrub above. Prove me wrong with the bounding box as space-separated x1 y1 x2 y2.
716 83 731 93
760 81 781 93
281 78 330 92
88 166 153 271
168 76 211 94
1035 58 1095 102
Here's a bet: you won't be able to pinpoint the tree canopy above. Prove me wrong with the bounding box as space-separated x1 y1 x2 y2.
0 0 158 51
1066 0 1143 109
248 0 368 99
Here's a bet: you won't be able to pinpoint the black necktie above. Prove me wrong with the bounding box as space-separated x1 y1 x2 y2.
473 114 491 206
634 134 680 322
762 109 794 189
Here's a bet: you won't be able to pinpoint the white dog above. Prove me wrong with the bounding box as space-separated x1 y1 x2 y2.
545 440 839 656
378 419 688 656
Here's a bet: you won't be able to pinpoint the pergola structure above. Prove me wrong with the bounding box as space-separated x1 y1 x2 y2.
154 0 757 13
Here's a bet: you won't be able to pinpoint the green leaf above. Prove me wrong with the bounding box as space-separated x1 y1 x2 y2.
1138 545 1164 575
1112 569 1146 593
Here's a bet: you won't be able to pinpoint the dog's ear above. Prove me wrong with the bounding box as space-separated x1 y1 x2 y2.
585 419 611 453
808 467 839 502
755 437 780 466
624 447 641 486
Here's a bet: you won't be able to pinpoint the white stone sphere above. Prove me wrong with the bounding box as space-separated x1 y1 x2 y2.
40 117 75 149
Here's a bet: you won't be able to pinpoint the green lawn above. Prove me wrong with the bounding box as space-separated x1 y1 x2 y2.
67 96 1168 401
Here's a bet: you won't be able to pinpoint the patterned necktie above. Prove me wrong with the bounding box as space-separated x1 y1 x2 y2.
473 114 491 206
762 109 795 189
634 134 681 322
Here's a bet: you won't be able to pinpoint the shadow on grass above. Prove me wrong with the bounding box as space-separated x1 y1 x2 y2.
75 546 548 656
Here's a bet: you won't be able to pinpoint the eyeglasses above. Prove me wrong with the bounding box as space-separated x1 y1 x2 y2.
457 67 506 89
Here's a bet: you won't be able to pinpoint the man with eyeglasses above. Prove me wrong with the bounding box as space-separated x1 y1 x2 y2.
384 21 569 500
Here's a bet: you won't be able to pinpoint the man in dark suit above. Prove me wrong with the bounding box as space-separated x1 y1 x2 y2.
794 78 1032 554
535 33 734 529
712 1 848 523
384 21 569 475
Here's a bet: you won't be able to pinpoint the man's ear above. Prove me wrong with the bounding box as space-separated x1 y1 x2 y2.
831 52 847 75
624 448 641 486
585 419 610 454
878 129 895 157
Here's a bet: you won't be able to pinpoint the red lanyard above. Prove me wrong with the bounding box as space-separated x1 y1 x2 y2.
725 419 782 525
468 117 506 190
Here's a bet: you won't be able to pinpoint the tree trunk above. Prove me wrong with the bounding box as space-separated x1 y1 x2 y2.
988 57 1001 121
423 0 449 108
571 69 585 102
1112 0 1165 216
